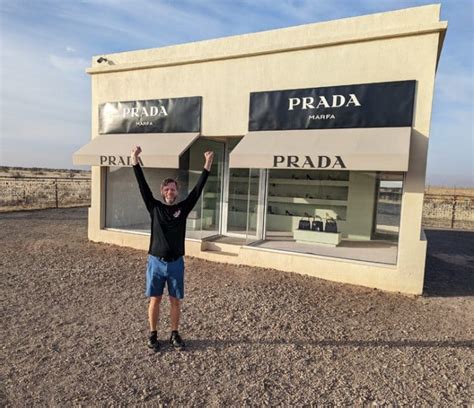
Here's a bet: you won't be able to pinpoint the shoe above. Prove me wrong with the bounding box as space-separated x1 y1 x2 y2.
147 331 160 352
170 331 186 350
285 210 293 216
306 174 312 180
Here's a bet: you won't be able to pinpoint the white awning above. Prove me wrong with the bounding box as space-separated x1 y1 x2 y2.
73 133 199 168
229 128 411 171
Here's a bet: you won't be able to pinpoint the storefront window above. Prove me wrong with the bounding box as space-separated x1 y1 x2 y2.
254 170 403 265
186 138 224 240
105 138 224 239
105 166 182 233
373 173 403 241
226 168 261 240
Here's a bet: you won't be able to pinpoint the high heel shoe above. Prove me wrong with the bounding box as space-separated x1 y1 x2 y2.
285 210 294 216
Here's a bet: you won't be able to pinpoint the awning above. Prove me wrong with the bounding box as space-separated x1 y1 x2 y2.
229 128 411 171
73 133 199 168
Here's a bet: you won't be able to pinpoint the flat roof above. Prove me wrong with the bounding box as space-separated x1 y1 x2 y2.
87 4 447 75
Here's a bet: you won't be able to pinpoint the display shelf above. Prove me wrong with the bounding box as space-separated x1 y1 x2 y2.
266 213 346 232
266 210 346 221
205 192 347 206
208 176 258 182
266 173 349 236
207 176 348 186
267 196 347 206
205 192 257 200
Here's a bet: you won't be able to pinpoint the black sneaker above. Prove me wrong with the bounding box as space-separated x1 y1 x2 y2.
147 331 160 352
170 331 185 350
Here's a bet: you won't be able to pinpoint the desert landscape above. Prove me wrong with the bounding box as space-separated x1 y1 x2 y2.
1 207 473 406
0 166 91 212
1 166 473 230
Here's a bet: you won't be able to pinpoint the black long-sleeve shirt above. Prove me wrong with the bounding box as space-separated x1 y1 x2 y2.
132 163 209 258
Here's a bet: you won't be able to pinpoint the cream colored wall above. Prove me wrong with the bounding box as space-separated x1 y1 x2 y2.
86 5 446 294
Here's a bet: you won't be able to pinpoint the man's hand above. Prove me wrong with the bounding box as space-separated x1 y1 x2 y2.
131 146 142 165
204 151 214 171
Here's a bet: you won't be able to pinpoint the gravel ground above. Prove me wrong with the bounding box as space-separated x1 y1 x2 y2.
1 207 473 406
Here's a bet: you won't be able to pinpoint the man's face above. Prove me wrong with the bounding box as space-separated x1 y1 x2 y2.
161 182 178 205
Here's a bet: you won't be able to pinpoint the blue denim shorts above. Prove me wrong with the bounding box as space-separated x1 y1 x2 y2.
145 255 185 299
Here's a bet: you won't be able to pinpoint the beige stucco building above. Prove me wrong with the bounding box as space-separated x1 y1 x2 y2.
74 4 447 295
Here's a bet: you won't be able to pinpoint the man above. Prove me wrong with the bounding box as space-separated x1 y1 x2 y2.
131 146 214 352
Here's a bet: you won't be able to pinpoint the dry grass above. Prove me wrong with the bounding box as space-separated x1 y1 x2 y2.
425 186 474 197
0 166 91 179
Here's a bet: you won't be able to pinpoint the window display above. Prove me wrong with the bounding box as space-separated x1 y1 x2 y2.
256 170 403 264
105 138 225 240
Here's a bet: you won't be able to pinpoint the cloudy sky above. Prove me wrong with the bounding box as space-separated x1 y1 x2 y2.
0 0 472 186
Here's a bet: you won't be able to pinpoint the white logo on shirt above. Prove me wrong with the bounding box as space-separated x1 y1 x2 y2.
173 209 181 218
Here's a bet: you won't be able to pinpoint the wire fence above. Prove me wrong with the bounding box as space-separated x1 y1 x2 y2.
422 194 474 230
1 176 473 230
0 176 91 211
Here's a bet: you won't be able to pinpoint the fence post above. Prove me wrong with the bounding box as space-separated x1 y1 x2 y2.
451 195 457 229
55 179 59 208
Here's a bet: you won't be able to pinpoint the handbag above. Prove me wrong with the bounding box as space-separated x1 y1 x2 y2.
324 217 338 233
311 215 324 232
298 214 311 230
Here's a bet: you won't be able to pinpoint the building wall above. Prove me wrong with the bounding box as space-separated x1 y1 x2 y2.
85 5 446 294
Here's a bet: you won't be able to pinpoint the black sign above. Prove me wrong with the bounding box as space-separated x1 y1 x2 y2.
99 97 201 134
249 80 415 131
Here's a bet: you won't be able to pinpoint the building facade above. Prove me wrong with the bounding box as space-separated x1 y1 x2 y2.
74 5 447 294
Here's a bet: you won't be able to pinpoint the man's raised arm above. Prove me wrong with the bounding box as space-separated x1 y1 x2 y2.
131 146 155 213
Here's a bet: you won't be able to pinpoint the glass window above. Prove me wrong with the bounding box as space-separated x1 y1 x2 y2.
254 170 403 265
373 173 403 242
105 138 224 240
105 166 183 233
186 138 224 239
226 168 260 239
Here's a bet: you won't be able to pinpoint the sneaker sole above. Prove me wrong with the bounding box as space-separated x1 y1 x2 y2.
147 343 161 352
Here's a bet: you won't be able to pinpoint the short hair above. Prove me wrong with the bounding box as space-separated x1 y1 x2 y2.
160 178 179 191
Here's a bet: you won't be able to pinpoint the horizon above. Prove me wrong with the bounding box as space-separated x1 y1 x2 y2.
1 165 472 189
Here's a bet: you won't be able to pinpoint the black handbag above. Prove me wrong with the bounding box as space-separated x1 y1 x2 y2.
298 215 311 230
311 215 324 232
324 217 338 233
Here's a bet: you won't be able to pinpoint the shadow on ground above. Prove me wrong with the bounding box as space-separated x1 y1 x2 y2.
156 339 474 354
423 229 474 297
